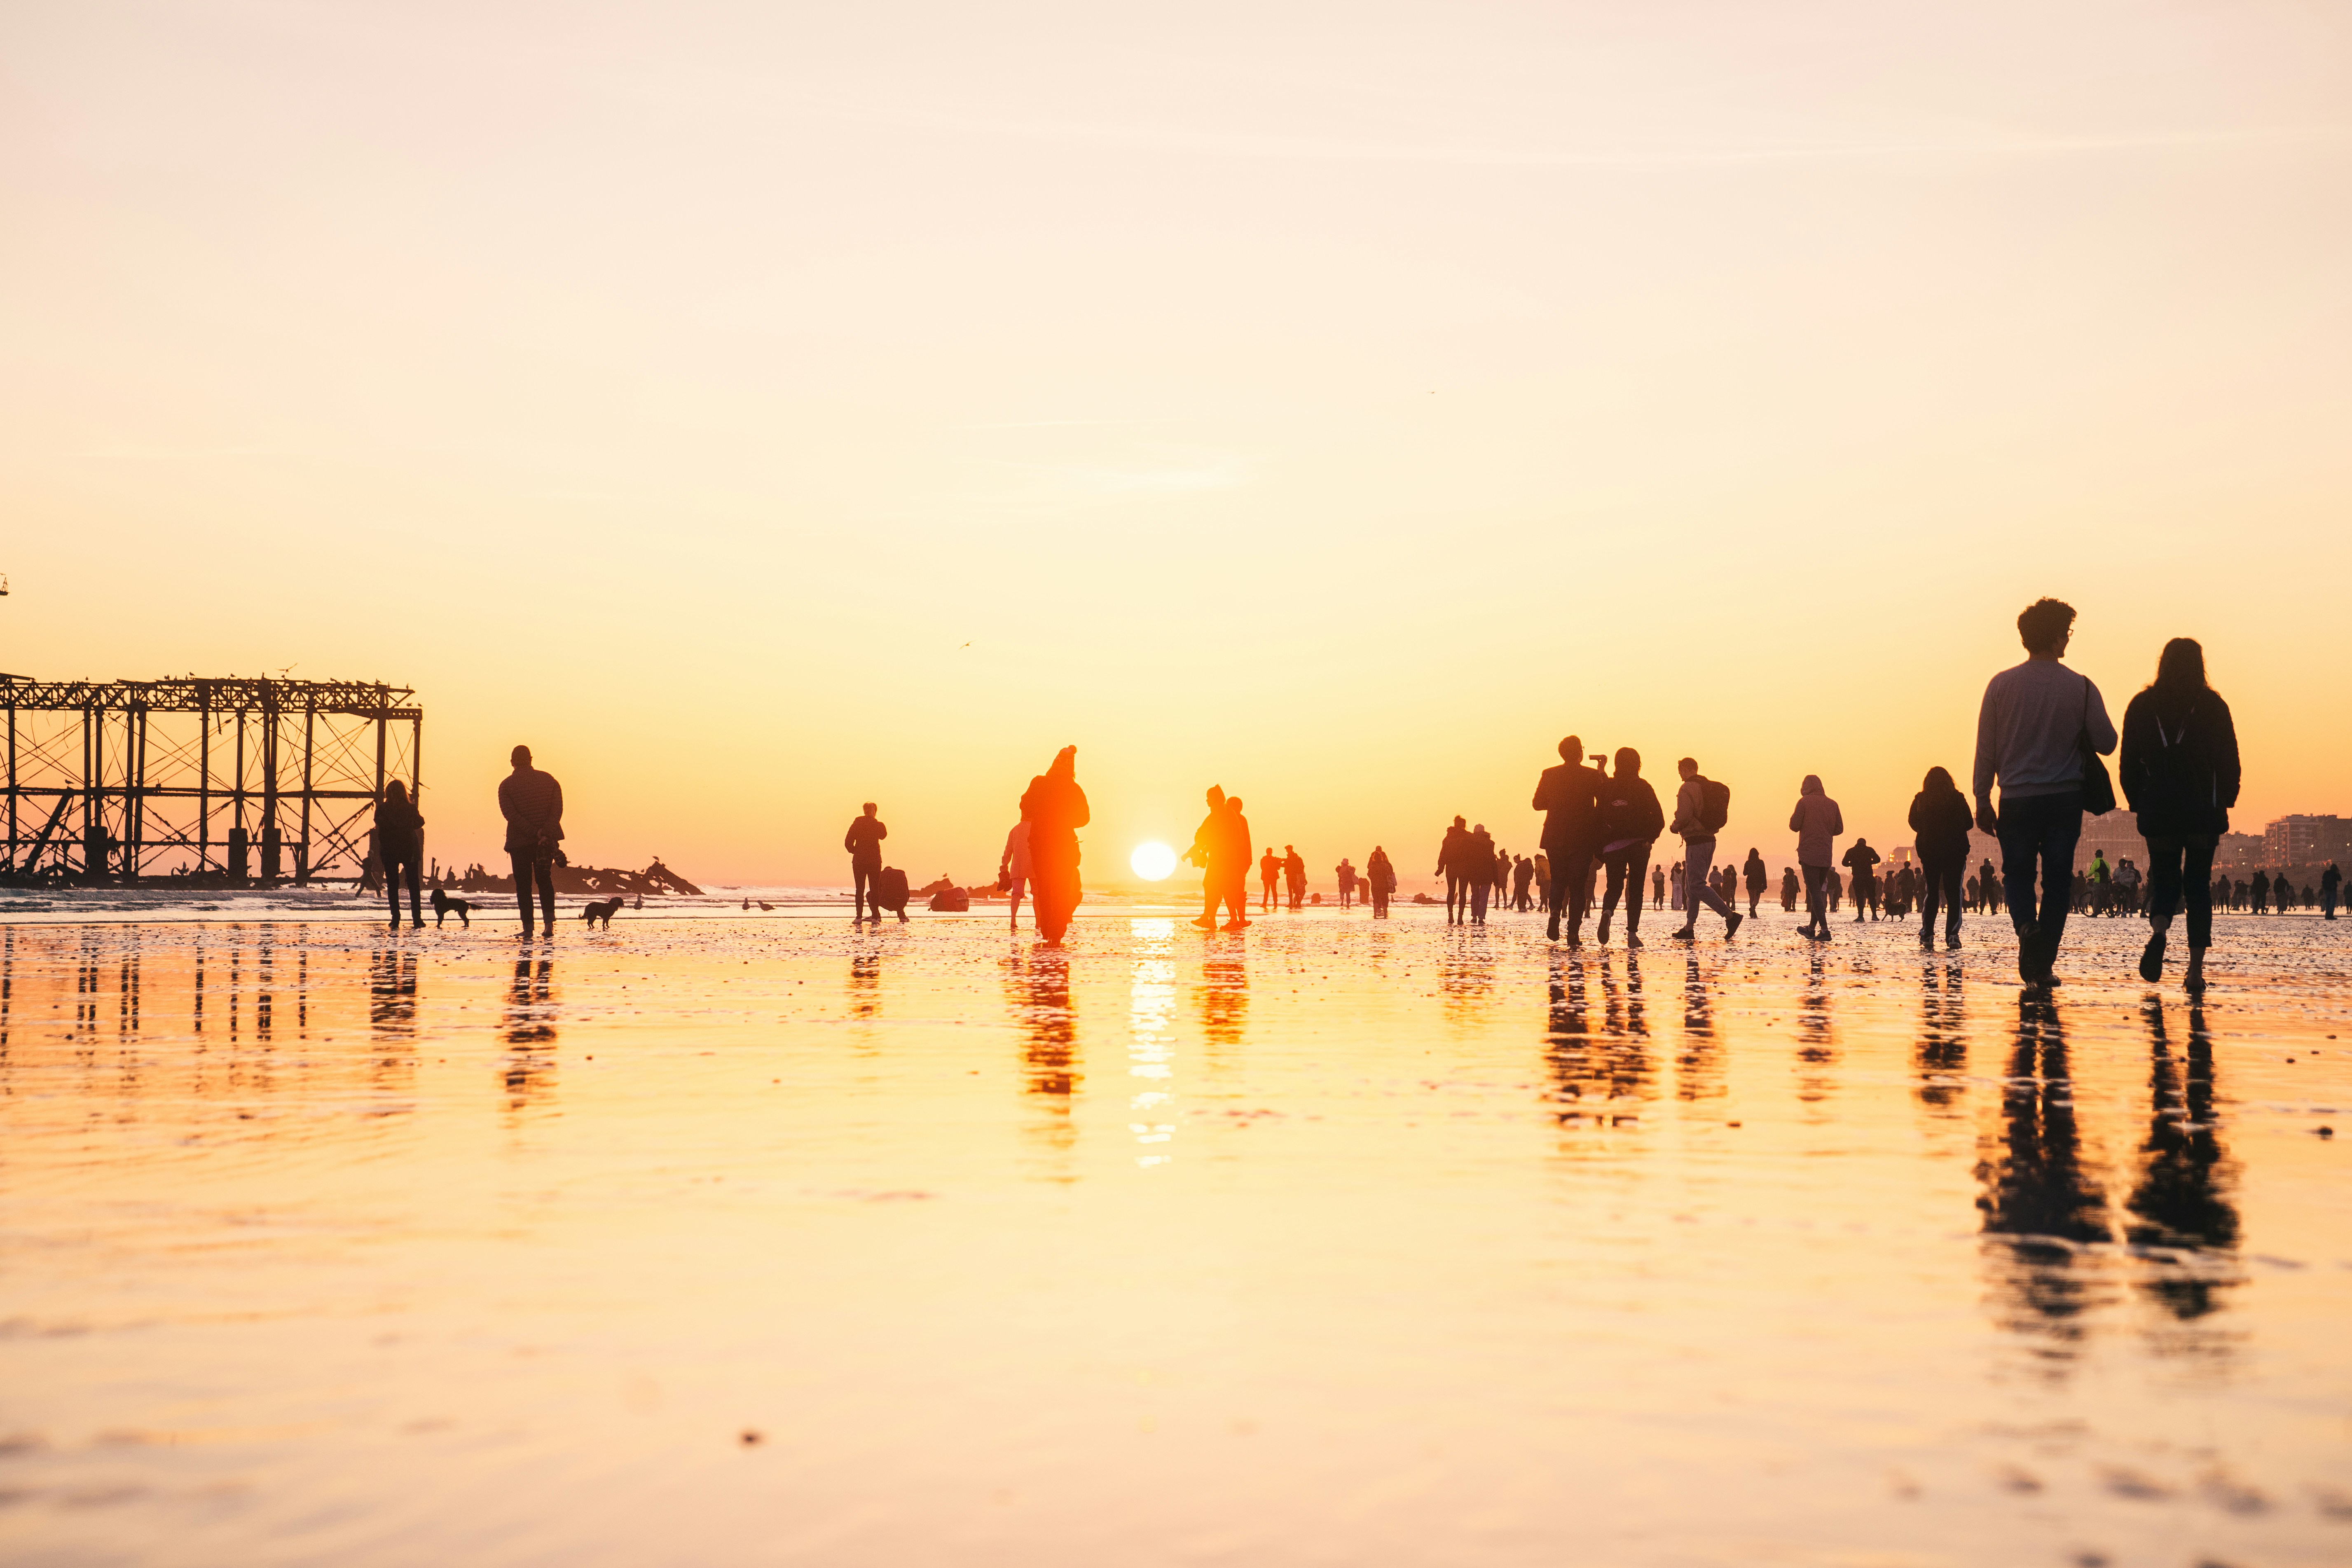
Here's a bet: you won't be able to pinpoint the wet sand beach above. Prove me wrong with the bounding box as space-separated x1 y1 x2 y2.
2 909 2348 1566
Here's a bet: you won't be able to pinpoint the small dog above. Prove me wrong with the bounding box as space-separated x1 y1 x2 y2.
431 888 474 927
581 897 623 928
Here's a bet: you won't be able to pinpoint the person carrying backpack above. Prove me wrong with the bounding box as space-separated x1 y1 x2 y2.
1668 757 1741 941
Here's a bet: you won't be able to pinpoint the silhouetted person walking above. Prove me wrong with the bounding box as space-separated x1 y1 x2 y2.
1437 816 1473 925
1594 747 1664 948
1974 597 2116 986
1185 786 1227 929
2324 862 2342 920
1669 757 1741 941
1789 774 1843 940
1842 838 1882 923
1336 857 1357 909
1367 845 1395 918
1212 796 1252 930
1742 848 1766 916
1780 865 1799 912
1910 766 1973 951
845 803 888 922
500 744 563 936
2120 637 2240 991
1283 845 1306 911
999 819 1032 932
1020 746 1089 943
1512 854 1535 912
1467 824 1497 924
1533 735 1603 943
1260 846 1281 913
375 780 425 929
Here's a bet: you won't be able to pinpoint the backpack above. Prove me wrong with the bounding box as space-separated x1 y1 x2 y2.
1699 777 1730 835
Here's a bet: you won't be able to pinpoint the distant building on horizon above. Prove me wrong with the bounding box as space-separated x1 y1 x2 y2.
2263 814 2351 870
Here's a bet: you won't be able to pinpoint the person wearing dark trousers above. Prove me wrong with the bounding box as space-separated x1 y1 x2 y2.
1788 775 1843 940
1436 817 1472 925
1668 757 1741 941
1910 766 1973 951
845 803 887 922
375 779 426 929
1841 839 1882 923
1973 598 2116 986
1594 747 1664 948
2324 862 2341 920
499 745 564 936
1533 735 1603 944
2120 637 2240 991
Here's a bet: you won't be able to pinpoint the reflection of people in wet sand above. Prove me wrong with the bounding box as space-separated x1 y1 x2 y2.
1367 845 1395 917
375 781 426 929
845 803 888 923
1020 747 1089 943
1980 993 2113 1340
998 819 1032 932
2127 1002 2239 1323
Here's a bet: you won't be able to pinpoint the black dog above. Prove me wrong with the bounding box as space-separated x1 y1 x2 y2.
431 888 474 927
581 897 623 928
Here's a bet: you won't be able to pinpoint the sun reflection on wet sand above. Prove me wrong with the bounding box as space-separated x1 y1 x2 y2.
0 911 2347 1564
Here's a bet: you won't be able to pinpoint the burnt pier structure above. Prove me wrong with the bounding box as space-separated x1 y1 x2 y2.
2 674 421 885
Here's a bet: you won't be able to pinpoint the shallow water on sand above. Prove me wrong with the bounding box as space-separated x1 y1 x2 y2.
2 908 2350 1567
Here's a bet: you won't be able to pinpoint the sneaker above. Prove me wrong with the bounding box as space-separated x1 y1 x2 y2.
1725 912 1743 940
1669 926 1696 941
1945 934 1961 951
1626 932 1643 949
1919 932 1934 950
2014 921 2041 983
1191 915 1217 929
1220 920 1248 933
1596 914 1612 944
2139 930 2166 983
1546 920 1561 941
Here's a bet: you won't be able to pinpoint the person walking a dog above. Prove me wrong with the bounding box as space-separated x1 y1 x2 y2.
498 745 564 937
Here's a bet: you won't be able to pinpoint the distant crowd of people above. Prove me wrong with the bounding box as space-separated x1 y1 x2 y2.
378 598 2347 994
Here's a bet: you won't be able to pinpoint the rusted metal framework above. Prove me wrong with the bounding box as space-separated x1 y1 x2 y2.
1 674 420 884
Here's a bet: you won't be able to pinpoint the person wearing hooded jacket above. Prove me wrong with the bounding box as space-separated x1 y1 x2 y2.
2119 637 2240 990
1909 766 1975 951
1788 775 1844 940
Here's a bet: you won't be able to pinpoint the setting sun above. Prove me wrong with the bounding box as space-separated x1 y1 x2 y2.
1129 842 1178 882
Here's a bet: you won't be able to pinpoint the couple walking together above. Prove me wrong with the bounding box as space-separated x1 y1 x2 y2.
1972 599 2239 990
1533 737 1740 947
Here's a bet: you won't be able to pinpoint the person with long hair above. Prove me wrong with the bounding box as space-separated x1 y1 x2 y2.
1909 766 1974 951
2120 638 2240 990
1593 746 1664 948
1019 747 1089 943
374 779 426 928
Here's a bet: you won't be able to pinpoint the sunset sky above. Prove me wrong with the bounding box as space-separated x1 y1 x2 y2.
3 2 2347 885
